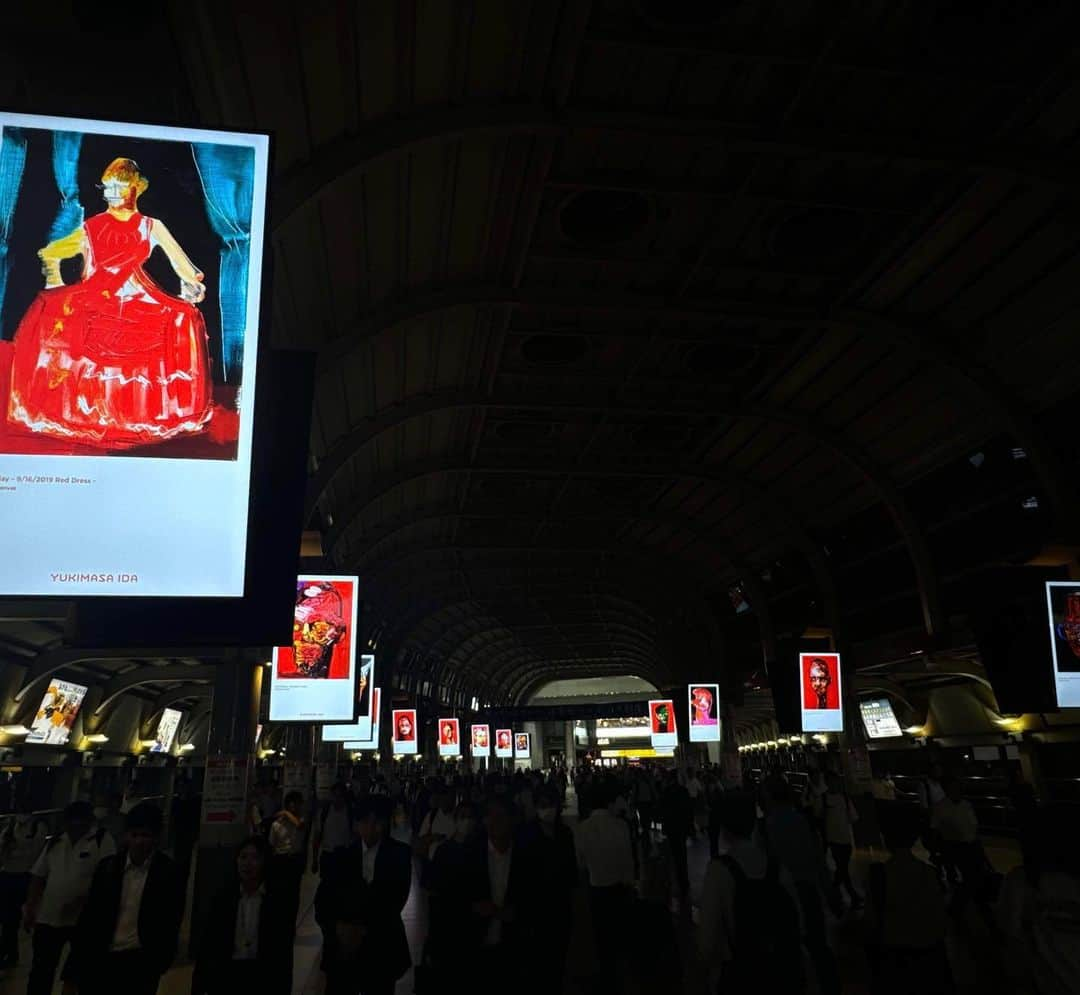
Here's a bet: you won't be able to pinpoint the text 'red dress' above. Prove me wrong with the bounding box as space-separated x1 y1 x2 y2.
6 211 212 448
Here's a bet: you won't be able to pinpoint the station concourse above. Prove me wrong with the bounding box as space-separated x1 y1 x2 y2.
1 2 1080 994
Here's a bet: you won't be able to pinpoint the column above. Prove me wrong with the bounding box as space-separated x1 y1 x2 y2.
189 657 261 957
564 721 575 769
719 701 742 789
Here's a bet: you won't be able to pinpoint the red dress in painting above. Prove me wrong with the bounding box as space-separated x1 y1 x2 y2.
6 211 212 448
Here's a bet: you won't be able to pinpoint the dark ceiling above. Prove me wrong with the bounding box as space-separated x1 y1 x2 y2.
3 0 1080 717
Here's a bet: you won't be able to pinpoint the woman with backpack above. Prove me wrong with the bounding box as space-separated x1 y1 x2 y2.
699 791 805 992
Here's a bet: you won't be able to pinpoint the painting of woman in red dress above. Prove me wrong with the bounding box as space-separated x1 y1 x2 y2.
5 157 215 449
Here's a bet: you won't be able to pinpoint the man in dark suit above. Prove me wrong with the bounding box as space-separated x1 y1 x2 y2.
63 802 183 995
314 794 412 995
191 836 294 995
467 793 536 981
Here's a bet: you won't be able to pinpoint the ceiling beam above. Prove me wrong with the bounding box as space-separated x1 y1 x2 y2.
271 102 1067 232
95 665 217 715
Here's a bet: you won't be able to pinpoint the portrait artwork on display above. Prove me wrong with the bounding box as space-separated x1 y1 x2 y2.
799 652 844 732
471 724 490 757
438 718 460 757
392 708 418 755
648 699 678 749
514 732 530 758
0 112 270 599
495 728 513 758
687 683 721 743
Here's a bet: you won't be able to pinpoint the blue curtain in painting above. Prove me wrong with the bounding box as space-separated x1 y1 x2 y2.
192 143 254 381
0 126 28 322
48 131 84 242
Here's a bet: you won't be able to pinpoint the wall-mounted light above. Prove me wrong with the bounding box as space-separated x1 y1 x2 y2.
904 725 925 736
138 740 158 749
178 743 195 752
84 734 109 744
0 725 30 736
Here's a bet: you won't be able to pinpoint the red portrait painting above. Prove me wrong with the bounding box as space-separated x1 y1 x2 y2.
439 720 458 746
394 710 416 743
650 700 675 734
275 580 355 680
802 654 841 711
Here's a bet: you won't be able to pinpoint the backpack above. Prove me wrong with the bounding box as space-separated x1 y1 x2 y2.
720 854 803 990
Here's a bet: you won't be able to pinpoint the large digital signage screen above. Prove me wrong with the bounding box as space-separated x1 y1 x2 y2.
649 699 677 749
0 112 270 598
336 688 380 749
270 577 360 722
859 698 902 739
687 684 721 743
438 718 460 758
800 652 844 732
392 709 417 756
471 724 490 758
150 707 182 753
494 728 513 758
27 679 88 745
319 659 377 741
1046 582 1080 707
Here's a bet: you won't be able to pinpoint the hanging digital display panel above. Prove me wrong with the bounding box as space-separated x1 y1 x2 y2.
392 709 418 755
26 679 88 746
0 111 270 598
648 699 677 749
471 724 490 758
269 576 360 722
799 652 844 733
687 684 721 743
494 728 513 758
1046 581 1080 707
438 718 460 758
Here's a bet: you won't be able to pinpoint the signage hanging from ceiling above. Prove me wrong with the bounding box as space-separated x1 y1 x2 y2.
799 652 844 733
270 576 360 722
471 724 491 758
1045 581 1080 707
687 683 721 743
150 708 183 753
859 697 902 739
0 111 270 598
494 728 513 758
513 732 531 760
26 679 88 746
438 718 460 758
392 708 418 755
322 680 379 743
648 699 677 749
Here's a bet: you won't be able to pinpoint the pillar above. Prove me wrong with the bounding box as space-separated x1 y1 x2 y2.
564 721 575 769
189 658 261 957
719 701 742 789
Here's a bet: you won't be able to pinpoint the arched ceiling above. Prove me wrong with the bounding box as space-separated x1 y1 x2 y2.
172 0 1080 702
3 1 1080 713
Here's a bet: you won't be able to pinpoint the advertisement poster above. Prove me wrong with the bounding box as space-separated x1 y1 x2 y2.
687 684 721 743
202 755 250 825
438 718 460 758
1045 582 1080 707
494 728 513 758
0 111 269 597
392 708 417 755
648 699 677 749
150 707 182 753
26 678 88 745
319 660 378 741
270 576 360 722
471 724 490 758
800 652 844 732
859 698 903 739
514 732 530 760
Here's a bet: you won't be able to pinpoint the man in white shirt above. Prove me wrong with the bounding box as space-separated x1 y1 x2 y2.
575 779 635 973
63 802 183 995
24 801 114 995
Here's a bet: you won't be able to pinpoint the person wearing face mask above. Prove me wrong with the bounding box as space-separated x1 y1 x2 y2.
0 800 45 968
419 802 478 988
521 787 577 992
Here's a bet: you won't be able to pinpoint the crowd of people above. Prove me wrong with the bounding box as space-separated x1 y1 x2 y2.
0 760 1074 994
